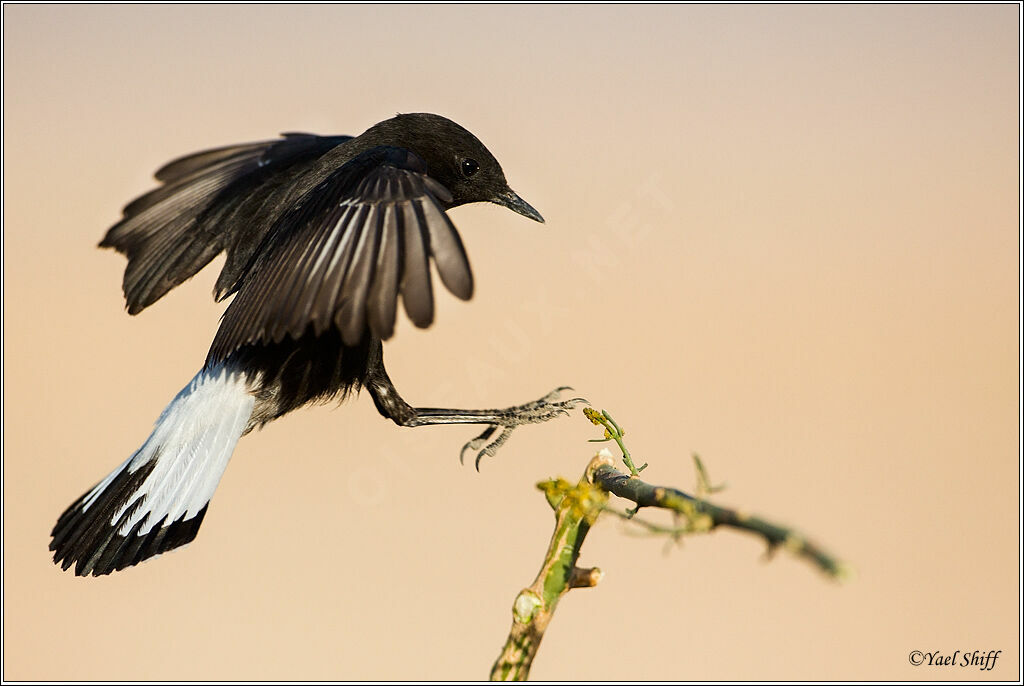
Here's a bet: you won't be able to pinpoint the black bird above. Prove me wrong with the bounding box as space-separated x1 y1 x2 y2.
50 113 582 577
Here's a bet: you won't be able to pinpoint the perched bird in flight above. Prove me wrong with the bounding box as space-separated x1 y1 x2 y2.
50 113 582 577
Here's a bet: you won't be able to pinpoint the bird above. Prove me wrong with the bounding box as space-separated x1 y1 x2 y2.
50 113 584 577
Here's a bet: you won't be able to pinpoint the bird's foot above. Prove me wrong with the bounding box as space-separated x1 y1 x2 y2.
459 387 588 470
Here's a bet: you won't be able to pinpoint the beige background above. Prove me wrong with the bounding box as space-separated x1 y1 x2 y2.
3 4 1019 681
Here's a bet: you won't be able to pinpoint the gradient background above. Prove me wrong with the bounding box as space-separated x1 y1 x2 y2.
3 4 1019 680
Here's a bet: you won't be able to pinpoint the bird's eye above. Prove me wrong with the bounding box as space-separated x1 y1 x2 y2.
461 158 479 177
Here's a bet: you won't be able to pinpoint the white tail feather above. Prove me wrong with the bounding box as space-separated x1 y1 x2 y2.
52 363 256 575
80 363 254 535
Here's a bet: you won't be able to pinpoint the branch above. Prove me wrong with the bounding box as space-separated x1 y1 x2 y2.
590 462 850 579
489 455 610 681
488 409 850 680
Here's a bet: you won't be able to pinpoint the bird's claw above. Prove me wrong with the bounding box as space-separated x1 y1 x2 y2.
459 386 589 470
460 424 514 471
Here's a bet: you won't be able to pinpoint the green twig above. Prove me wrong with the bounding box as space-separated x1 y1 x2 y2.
692 453 726 496
583 407 647 475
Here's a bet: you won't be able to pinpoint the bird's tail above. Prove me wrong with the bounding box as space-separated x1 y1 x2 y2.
50 363 255 576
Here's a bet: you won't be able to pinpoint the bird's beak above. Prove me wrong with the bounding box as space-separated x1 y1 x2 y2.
493 189 544 223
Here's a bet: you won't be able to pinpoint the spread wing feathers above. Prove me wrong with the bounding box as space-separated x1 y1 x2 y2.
208 146 473 362
100 133 352 314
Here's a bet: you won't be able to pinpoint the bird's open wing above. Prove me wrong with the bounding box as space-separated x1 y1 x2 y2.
207 145 473 362
100 133 352 314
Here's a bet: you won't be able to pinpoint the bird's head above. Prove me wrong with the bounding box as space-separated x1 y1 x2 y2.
361 113 544 222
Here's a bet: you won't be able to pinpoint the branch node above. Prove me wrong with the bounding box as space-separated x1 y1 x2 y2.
513 590 544 624
586 449 616 480
568 566 603 589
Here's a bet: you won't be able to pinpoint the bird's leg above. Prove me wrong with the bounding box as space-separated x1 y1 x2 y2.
367 369 586 469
